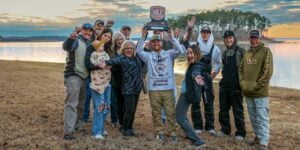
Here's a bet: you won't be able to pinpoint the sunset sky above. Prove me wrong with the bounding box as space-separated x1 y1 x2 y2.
0 0 299 37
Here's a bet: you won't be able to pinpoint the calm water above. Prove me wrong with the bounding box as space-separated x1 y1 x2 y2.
0 41 300 89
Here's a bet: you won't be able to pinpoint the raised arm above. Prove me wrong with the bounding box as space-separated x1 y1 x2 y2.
167 30 185 59
136 29 150 63
63 31 78 52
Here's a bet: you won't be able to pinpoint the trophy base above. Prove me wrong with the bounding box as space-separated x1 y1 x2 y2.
144 21 170 31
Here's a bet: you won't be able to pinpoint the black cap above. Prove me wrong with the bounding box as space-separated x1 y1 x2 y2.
223 30 235 38
121 25 131 31
201 26 211 32
249 30 261 38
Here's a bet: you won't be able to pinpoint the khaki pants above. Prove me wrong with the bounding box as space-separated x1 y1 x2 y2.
64 75 86 135
149 90 177 136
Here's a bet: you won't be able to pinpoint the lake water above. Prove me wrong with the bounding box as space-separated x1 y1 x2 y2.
0 41 300 89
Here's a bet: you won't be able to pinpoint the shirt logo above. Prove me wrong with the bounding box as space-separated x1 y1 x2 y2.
247 58 257 64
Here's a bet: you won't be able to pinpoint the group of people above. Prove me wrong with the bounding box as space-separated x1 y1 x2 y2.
62 16 273 150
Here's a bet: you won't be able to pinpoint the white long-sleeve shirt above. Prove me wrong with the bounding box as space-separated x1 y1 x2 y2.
136 37 184 91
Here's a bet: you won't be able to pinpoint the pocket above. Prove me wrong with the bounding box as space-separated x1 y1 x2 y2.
242 80 257 94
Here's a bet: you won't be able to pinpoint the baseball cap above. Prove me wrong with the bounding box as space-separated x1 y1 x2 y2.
249 30 261 38
201 26 211 32
82 23 93 31
95 20 104 25
121 25 131 31
151 34 162 41
223 30 235 38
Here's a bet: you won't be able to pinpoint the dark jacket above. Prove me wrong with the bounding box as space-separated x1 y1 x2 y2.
110 51 123 88
239 43 273 98
185 61 206 103
62 35 91 78
105 55 144 95
220 42 245 90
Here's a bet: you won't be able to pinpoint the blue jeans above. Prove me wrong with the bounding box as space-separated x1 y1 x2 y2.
91 85 111 136
176 93 205 144
246 97 269 145
83 77 92 122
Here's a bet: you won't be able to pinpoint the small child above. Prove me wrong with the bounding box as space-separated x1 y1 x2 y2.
89 39 111 140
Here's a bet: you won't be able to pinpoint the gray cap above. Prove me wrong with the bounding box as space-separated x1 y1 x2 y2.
201 26 211 32
249 30 261 38
151 34 162 41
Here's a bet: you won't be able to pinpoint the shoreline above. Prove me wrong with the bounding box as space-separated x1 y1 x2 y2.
1 60 299 90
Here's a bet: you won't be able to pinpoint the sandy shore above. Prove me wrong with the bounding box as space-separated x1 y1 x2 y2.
0 60 299 149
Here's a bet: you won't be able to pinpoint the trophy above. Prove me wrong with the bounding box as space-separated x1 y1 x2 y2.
144 6 170 31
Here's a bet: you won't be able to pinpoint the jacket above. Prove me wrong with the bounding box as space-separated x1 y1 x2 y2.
105 55 144 95
185 61 205 103
62 35 91 79
239 42 273 98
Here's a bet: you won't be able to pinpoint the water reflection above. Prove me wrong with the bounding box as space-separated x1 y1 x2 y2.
0 41 299 89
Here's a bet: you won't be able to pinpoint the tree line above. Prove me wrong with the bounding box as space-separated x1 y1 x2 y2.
167 9 271 34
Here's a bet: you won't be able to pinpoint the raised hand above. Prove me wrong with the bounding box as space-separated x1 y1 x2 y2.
142 28 148 39
166 29 173 40
70 31 78 40
187 16 196 28
195 75 205 85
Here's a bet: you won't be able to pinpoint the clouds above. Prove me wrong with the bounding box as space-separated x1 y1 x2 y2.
225 0 300 24
0 0 299 36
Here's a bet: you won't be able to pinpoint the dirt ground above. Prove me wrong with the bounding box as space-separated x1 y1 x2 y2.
0 60 299 150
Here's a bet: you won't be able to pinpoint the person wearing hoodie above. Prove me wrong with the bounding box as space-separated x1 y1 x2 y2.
62 23 93 140
192 26 221 135
217 30 246 140
239 30 273 150
136 28 185 142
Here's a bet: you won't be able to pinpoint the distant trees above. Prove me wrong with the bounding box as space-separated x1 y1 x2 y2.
167 9 272 34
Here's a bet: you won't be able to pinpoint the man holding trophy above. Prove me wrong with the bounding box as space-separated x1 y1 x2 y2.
136 6 185 142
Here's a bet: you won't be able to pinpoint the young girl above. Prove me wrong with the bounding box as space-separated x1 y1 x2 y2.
110 33 126 129
85 28 113 139
100 40 143 137
175 44 206 147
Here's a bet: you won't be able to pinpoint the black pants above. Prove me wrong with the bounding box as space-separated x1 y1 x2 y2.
111 86 125 126
219 88 246 137
191 77 215 130
122 94 140 131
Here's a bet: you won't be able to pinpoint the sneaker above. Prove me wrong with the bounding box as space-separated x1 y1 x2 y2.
248 136 260 145
122 130 131 136
193 140 206 148
93 134 104 140
170 136 178 143
156 134 166 142
259 144 268 150
63 134 76 140
129 129 136 137
195 130 202 134
235 135 245 141
216 131 227 137
103 131 108 136
112 122 119 128
208 129 217 136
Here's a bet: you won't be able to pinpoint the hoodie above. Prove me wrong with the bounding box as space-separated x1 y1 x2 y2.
197 33 222 74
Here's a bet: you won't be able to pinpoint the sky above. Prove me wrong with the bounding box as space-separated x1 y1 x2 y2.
0 0 299 37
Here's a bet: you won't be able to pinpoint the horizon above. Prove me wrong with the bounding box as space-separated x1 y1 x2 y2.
0 0 300 38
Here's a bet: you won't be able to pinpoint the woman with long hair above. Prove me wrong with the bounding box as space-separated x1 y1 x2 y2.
110 32 126 129
176 44 206 147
